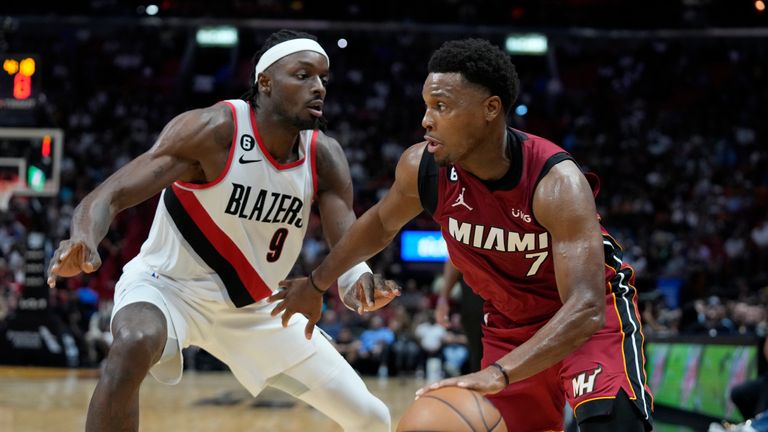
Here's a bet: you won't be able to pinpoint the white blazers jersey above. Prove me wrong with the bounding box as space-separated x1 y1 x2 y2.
136 99 318 307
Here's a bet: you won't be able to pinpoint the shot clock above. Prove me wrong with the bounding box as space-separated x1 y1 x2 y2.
1 54 39 109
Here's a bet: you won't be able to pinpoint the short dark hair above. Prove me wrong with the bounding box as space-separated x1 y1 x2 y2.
242 29 318 109
427 39 519 114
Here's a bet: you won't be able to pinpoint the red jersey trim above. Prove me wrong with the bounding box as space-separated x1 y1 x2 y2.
310 129 319 197
170 184 273 303
249 107 307 170
175 101 237 190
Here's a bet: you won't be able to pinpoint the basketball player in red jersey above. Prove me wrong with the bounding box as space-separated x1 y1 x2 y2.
272 39 653 431
46 30 395 432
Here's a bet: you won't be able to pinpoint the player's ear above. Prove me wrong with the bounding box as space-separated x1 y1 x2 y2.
257 73 272 95
484 95 502 122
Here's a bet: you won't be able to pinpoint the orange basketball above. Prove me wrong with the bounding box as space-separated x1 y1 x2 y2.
397 387 507 432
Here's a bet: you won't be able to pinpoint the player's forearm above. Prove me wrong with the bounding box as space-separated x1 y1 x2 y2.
312 203 399 289
441 260 461 297
70 189 118 247
496 294 604 383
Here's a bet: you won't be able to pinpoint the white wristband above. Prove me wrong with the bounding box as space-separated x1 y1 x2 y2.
337 262 372 293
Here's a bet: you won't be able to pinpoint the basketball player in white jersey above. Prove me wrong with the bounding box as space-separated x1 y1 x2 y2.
46 30 396 432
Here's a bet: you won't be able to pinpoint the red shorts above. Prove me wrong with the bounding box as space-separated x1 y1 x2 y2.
481 287 654 432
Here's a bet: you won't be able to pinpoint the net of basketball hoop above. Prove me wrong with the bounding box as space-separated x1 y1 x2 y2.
0 176 20 212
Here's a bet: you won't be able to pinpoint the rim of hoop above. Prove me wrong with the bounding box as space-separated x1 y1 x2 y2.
0 178 21 211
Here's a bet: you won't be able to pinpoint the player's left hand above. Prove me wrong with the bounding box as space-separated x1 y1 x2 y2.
342 273 401 314
414 366 508 399
268 277 323 340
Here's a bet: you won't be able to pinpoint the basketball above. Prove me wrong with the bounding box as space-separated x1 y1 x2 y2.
397 387 507 432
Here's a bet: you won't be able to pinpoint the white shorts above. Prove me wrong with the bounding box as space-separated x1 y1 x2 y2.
112 259 316 392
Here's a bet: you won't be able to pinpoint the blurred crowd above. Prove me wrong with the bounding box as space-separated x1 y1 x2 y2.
0 21 766 370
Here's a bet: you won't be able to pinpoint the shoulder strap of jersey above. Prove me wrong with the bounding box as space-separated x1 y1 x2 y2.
417 145 439 215
307 129 319 197
534 152 573 190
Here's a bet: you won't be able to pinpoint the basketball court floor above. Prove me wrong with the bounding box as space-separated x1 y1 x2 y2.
0 366 699 431
0 366 418 432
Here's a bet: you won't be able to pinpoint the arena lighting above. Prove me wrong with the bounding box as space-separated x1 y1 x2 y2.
19 58 35 77
41 135 51 158
337 38 348 49
196 26 239 47
27 166 46 192
757 0 766 12
505 33 548 55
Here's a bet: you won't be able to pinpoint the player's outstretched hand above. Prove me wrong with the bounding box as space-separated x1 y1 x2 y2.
414 366 508 399
342 272 401 315
269 277 324 340
47 239 102 288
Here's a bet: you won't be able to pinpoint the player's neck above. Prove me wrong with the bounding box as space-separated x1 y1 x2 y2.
254 111 302 163
460 126 510 181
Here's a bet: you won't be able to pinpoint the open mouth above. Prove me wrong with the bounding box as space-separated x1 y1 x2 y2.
425 135 442 153
307 100 324 117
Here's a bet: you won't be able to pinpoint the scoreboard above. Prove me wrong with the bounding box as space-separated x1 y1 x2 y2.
0 54 39 110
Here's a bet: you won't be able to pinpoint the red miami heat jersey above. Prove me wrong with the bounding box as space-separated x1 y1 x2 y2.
137 99 317 307
421 128 577 325
419 128 654 427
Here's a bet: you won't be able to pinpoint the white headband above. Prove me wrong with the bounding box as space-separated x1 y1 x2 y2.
254 38 329 83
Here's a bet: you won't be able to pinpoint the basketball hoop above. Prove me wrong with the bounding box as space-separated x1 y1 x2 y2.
0 177 20 212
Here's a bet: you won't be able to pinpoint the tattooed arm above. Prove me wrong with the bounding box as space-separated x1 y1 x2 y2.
48 103 233 286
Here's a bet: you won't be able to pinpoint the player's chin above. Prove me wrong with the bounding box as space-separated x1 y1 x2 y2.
293 114 321 130
434 154 451 167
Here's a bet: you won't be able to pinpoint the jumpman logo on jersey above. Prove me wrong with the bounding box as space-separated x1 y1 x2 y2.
451 187 473 211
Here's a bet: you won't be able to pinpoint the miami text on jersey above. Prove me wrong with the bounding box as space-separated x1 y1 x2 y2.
448 217 548 252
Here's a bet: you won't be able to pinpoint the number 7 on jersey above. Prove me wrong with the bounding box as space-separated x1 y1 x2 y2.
524 251 548 276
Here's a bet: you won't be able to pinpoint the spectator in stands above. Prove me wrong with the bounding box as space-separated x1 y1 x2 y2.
1 24 767 384
685 296 737 336
441 312 469 376
333 327 362 368
356 315 395 375
317 309 343 341
414 312 446 369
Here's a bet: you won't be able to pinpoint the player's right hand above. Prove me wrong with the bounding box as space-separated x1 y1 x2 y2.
47 239 102 288
269 276 324 340
435 295 450 328
415 366 508 399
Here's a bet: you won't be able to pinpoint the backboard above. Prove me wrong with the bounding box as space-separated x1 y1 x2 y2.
0 127 62 197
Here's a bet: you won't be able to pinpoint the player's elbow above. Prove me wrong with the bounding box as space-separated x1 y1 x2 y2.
579 298 605 337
